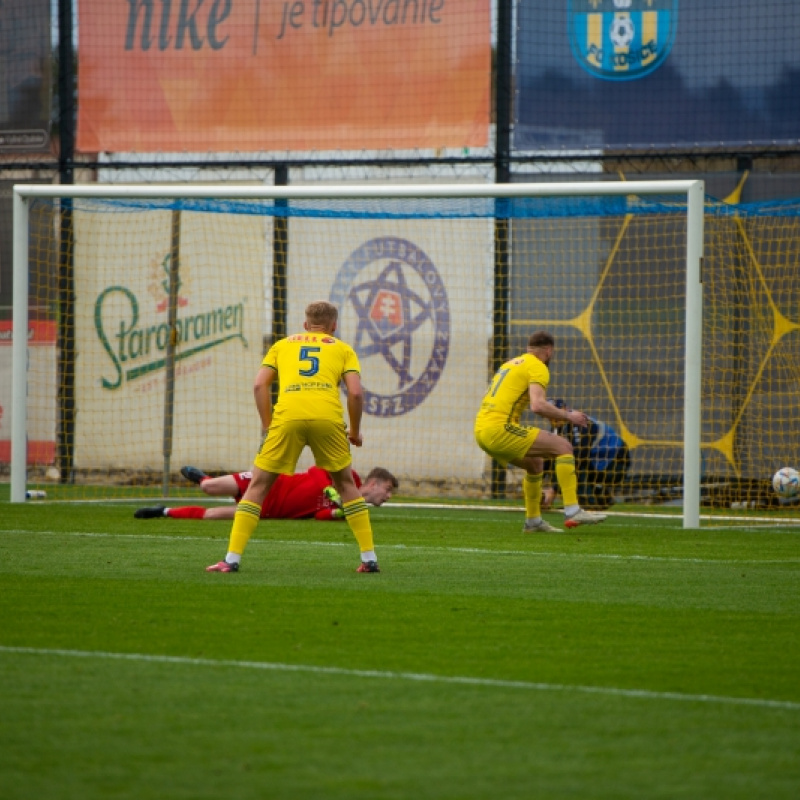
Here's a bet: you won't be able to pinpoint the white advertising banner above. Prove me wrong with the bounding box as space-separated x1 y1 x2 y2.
73 208 268 470
287 218 493 482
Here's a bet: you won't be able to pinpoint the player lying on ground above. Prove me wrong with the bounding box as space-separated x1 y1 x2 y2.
134 465 398 521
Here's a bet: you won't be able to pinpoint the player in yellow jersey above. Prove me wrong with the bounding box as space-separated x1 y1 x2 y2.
206 300 380 574
474 330 607 532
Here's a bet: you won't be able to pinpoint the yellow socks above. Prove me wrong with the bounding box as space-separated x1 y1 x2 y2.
228 500 261 556
226 497 375 566
555 455 579 508
342 497 374 552
524 473 543 518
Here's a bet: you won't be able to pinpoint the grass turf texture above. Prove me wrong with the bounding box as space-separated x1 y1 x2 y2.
1 499 799 799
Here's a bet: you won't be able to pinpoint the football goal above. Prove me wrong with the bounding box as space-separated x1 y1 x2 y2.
9 178 773 529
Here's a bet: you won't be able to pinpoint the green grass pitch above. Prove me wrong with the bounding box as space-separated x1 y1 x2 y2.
1 494 799 799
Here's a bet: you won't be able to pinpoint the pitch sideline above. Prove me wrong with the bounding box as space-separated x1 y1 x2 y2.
2 644 798 712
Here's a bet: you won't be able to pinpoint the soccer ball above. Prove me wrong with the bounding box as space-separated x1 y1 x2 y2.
609 16 635 48
772 467 800 499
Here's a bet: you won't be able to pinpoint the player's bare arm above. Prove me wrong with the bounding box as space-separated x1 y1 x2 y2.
253 365 276 431
529 384 588 428
343 371 364 446
199 475 241 497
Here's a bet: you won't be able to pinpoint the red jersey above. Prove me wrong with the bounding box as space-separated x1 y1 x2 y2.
232 466 362 520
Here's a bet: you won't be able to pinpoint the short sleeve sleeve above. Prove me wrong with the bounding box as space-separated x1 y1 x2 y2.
262 341 280 370
343 344 361 375
527 358 550 391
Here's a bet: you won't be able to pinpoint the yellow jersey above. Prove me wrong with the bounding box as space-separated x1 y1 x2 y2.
474 352 550 431
263 332 361 424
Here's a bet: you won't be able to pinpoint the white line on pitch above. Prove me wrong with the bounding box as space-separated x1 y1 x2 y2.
1 645 797 712
386 503 800 527
17 498 800 527
3 528 800 564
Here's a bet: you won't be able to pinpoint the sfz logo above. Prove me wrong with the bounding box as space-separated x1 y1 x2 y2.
568 0 677 81
329 237 450 417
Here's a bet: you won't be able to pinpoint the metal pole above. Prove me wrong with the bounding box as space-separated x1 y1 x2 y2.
10 191 30 502
491 0 513 498
14 181 703 201
271 166 289 406
162 209 181 496
56 0 76 485
683 180 705 528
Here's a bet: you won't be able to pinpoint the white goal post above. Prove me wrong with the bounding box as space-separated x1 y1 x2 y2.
11 180 705 526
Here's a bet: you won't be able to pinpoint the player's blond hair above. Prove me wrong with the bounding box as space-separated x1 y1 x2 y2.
305 301 339 328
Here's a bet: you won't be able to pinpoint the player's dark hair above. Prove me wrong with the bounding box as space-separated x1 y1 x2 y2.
366 467 399 488
528 330 555 349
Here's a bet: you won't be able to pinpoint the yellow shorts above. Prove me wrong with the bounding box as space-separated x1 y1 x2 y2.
254 419 352 474
474 423 540 468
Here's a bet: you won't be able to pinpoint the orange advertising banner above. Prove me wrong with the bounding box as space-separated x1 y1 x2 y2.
77 0 490 153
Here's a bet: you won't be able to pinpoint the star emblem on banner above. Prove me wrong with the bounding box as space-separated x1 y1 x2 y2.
329 236 450 417
350 261 433 389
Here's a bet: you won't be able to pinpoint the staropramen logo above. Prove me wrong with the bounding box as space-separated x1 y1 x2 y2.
94 252 248 390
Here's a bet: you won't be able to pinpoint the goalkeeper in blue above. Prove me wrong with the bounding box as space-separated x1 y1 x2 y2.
474 330 607 532
548 399 630 510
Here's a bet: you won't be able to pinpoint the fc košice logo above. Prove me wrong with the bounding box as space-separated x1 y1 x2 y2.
568 0 677 81
329 237 450 417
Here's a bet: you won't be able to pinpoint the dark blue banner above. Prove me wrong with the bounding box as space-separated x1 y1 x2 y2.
514 0 800 151
0 0 51 152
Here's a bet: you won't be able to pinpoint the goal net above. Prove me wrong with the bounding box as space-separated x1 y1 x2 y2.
7 181 797 526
